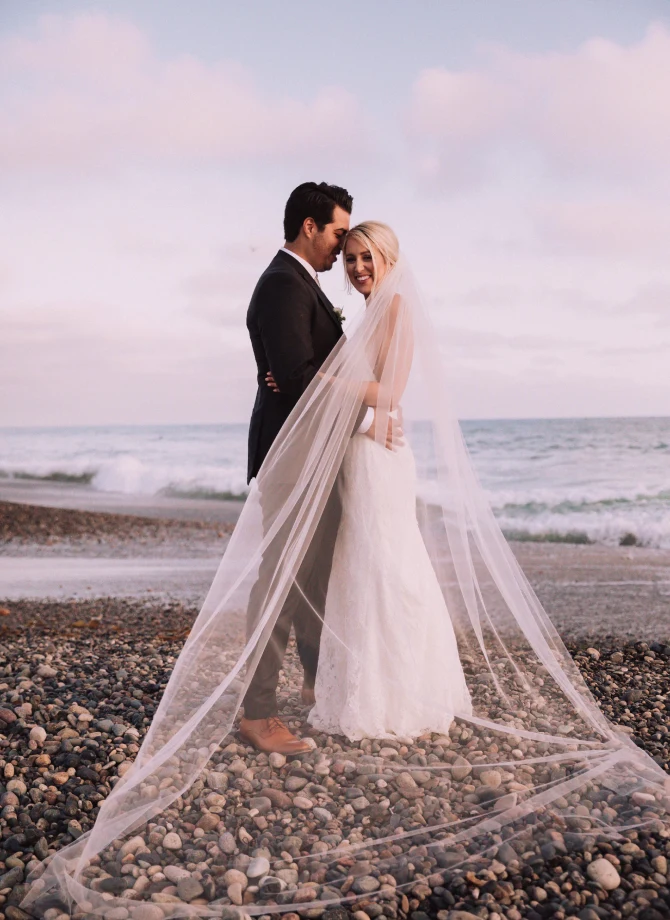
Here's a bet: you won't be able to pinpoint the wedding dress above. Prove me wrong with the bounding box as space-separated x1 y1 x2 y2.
309 428 472 740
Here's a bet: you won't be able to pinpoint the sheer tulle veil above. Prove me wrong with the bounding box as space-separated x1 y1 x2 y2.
23 232 670 918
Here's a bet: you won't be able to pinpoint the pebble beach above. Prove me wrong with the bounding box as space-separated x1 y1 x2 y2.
3 497 670 920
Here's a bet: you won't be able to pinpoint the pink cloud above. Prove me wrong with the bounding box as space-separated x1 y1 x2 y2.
0 13 368 171
409 23 670 183
532 197 670 259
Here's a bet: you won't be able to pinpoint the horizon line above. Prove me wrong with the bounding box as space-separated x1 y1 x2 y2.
1 413 669 432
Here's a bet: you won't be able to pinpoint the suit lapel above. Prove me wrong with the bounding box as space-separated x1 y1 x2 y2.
274 250 342 331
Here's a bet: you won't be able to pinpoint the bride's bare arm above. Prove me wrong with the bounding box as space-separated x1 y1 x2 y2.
373 294 413 406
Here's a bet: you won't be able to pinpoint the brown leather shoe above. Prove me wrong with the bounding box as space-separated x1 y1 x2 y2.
300 683 316 707
239 715 312 755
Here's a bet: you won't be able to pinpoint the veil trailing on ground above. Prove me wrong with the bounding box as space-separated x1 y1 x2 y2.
24 255 670 918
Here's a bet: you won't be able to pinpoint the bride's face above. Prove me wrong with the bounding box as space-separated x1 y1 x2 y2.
344 237 386 298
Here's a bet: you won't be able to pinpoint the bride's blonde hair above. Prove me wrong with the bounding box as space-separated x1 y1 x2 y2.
344 221 400 295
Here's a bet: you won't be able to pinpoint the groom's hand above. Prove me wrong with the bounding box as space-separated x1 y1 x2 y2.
364 408 404 451
267 373 403 450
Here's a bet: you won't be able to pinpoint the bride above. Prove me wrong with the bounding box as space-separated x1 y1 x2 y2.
307 222 472 740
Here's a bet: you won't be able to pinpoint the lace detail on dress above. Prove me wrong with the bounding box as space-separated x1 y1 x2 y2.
308 433 472 741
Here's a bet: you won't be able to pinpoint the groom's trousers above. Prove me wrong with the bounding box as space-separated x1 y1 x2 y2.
242 482 342 720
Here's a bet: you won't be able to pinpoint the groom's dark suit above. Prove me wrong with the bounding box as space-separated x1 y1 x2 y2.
246 250 344 480
244 249 345 719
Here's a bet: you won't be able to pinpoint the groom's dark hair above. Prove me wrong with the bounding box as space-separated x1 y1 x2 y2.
284 182 353 242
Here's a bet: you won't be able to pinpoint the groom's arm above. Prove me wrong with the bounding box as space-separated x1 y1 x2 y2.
256 275 318 398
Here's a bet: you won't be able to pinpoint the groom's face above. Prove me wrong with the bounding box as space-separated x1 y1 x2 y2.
309 206 350 272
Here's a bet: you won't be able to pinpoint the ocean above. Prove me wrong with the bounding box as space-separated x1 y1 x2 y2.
1 417 669 548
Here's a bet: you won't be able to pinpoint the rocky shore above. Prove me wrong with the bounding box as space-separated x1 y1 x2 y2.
2 500 670 918
0 501 229 558
1 597 670 920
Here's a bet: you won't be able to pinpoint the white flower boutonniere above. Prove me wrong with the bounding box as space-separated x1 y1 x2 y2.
333 307 346 324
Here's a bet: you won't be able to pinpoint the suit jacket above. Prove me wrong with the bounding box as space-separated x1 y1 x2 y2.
246 250 344 482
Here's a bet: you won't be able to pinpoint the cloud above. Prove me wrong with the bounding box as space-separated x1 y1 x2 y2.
408 23 670 186
615 284 670 324
180 239 278 327
531 198 670 260
0 13 369 172
0 300 256 425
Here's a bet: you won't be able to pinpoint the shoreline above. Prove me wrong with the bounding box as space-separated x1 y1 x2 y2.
2 496 670 640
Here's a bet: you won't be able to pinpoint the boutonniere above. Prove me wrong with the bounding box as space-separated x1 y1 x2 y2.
333 307 346 324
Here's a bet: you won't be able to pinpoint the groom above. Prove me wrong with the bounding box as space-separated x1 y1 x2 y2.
240 182 396 755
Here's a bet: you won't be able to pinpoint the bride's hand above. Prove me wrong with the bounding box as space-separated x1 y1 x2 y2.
265 372 280 393
364 409 404 451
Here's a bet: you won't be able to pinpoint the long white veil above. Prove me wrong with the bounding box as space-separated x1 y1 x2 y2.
23 254 670 918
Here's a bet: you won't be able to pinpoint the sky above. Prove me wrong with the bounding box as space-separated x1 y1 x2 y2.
1 0 669 426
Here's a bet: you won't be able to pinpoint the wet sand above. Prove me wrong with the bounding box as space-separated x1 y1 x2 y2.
2 483 670 639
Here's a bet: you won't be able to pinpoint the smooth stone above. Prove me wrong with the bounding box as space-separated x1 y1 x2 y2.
395 772 422 799
227 882 244 905
7 779 27 794
352 876 380 894
313 807 333 822
285 775 308 792
219 832 237 854
269 752 287 769
452 756 472 781
150 893 182 904
586 858 621 890
5 910 33 920
164 866 190 883
260 787 292 809
29 726 47 745
223 869 248 890
119 836 146 858
133 907 164 920
479 769 502 789
293 796 314 810
206 772 228 792
293 887 319 903
496 842 518 865
37 664 57 678
578 909 601 920
276 869 299 885
196 813 219 831
0 866 24 888
248 796 272 815
652 855 668 874
247 856 270 879
162 832 182 850
177 877 204 901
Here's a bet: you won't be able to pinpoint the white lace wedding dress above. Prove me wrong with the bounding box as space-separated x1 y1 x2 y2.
308 429 472 741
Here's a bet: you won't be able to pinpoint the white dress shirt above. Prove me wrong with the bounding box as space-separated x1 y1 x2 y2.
281 247 318 281
280 247 374 435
